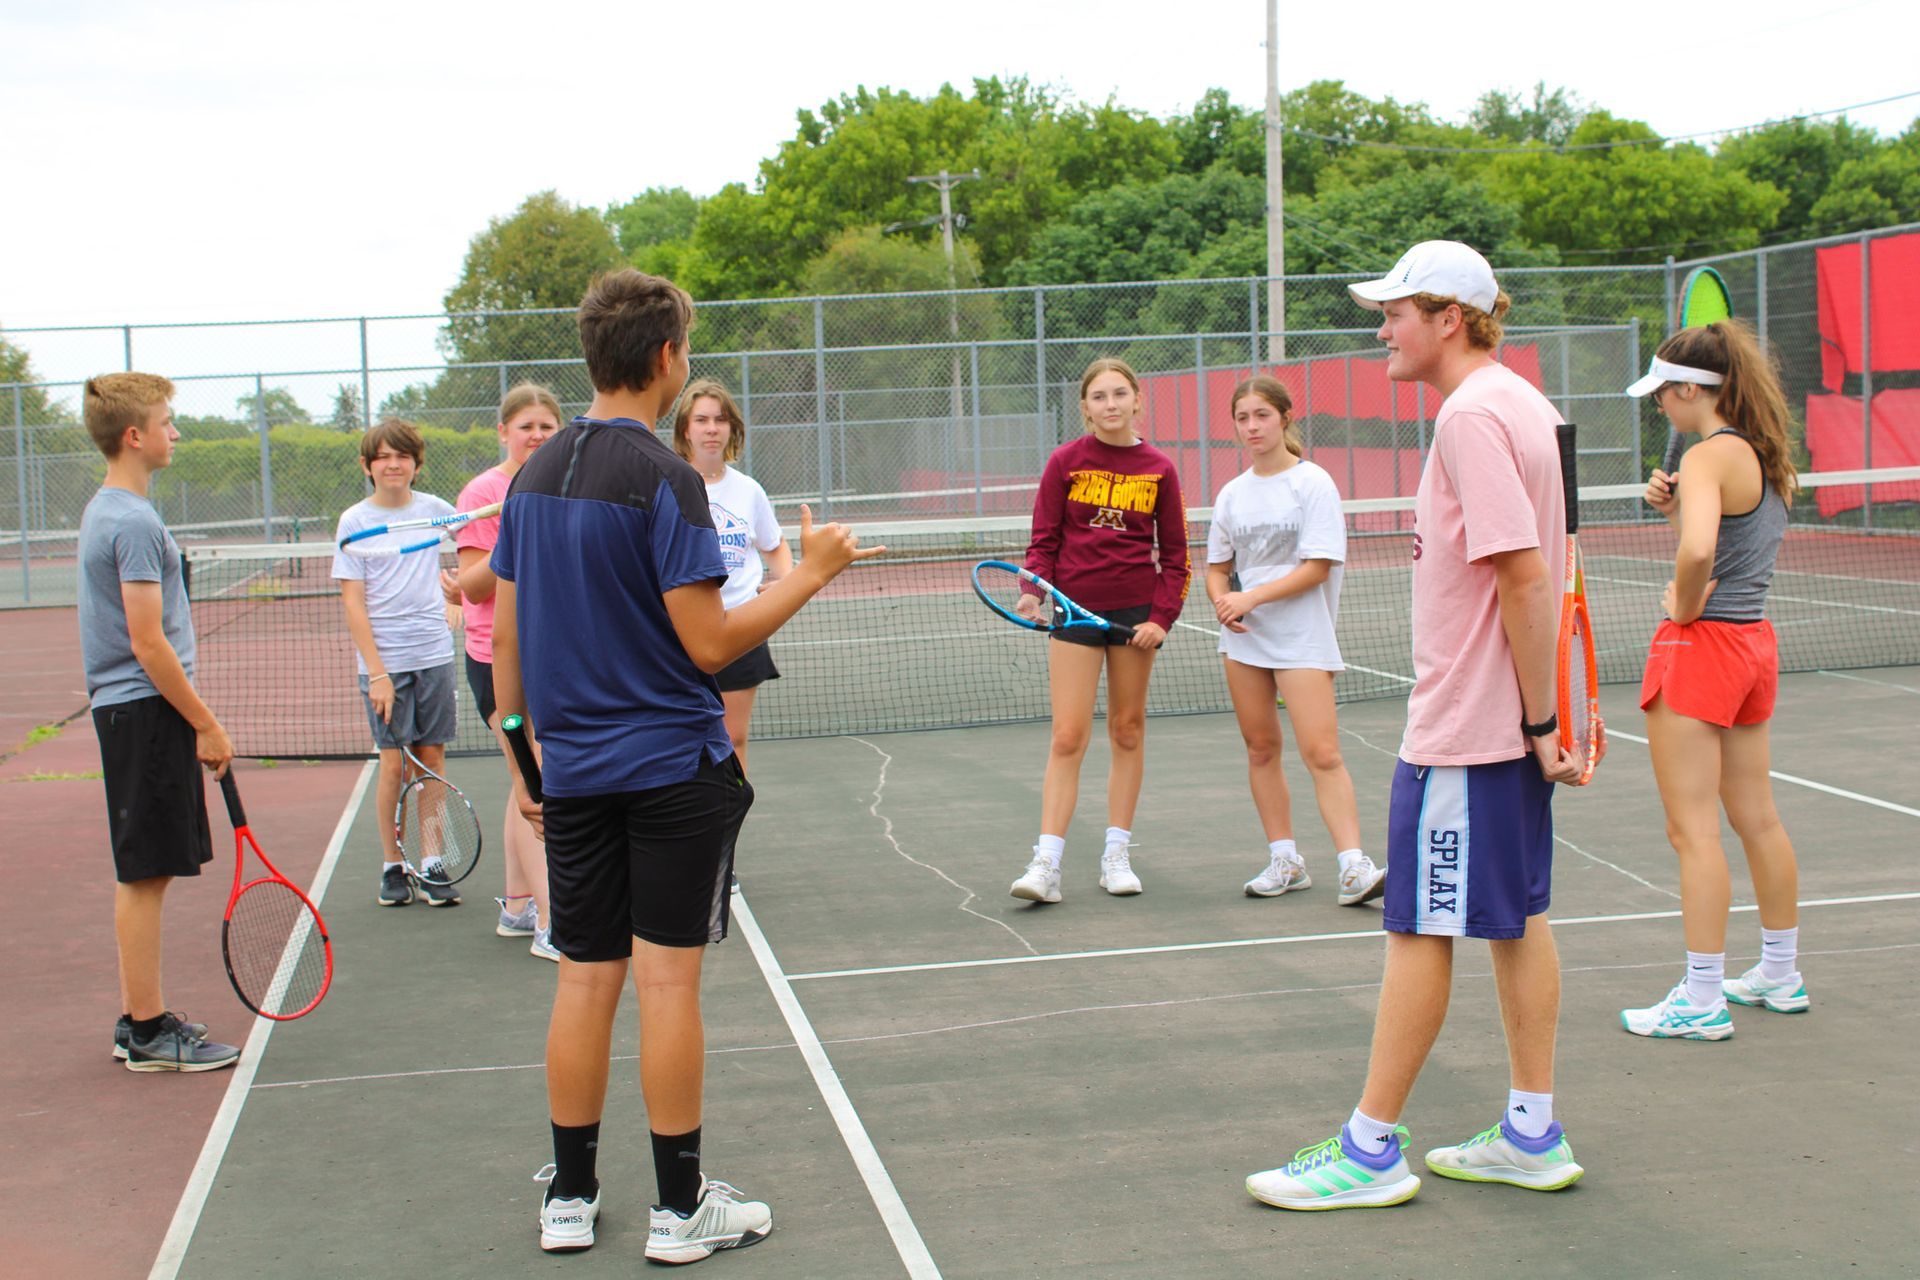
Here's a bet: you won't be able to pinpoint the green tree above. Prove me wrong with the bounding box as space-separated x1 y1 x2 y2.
329 383 365 431
1716 118 1882 238
0 331 68 425
235 386 311 425
607 186 702 279
1468 83 1587 146
1805 121 1920 233
1484 113 1786 263
441 190 623 365
1171 88 1264 178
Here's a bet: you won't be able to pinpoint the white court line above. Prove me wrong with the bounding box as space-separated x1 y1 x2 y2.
249 940 1920 1093
786 891 1920 982
1606 727 1920 818
1175 617 1414 686
1817 669 1920 695
732 892 942 1280
1583 571 1920 618
149 761 376 1280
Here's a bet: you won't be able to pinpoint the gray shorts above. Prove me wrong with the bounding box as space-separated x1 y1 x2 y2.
359 661 457 750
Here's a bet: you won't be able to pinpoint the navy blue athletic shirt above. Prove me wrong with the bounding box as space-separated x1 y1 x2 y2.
491 416 734 797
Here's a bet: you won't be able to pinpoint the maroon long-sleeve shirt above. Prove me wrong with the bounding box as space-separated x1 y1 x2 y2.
1024 434 1190 630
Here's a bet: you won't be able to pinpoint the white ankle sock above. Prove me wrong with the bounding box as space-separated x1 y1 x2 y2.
1506 1089 1553 1138
1685 951 1725 1006
1267 838 1299 865
1336 847 1366 871
1104 826 1131 852
1760 927 1799 981
1035 835 1065 869
383 860 404 873
1345 1107 1398 1154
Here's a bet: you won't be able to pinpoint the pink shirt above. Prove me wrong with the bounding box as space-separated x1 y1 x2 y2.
456 466 512 663
1401 363 1566 766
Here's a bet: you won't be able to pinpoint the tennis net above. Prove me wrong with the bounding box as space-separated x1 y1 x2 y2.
185 467 1920 758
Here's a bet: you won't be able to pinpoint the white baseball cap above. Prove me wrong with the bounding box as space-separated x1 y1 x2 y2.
1349 240 1500 312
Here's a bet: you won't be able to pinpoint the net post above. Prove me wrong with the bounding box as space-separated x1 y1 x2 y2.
254 373 275 542
1033 287 1046 471
13 384 27 604
813 298 830 521
1194 334 1209 505
359 316 372 428
970 343 984 518
1860 231 1874 530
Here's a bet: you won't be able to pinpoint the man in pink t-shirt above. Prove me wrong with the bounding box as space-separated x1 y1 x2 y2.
1248 241 1601 1214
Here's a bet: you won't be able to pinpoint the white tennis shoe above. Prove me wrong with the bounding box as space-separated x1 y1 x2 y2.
1245 856 1311 897
533 1164 599 1252
647 1177 772 1265
1337 854 1388 906
1011 854 1062 903
1099 845 1143 895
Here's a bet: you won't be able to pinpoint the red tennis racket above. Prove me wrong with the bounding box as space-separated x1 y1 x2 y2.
1555 424 1601 785
219 770 333 1020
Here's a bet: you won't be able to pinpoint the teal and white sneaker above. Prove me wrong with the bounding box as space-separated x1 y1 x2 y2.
1424 1118 1584 1190
1723 965 1810 1013
1620 983 1735 1040
1246 1126 1420 1210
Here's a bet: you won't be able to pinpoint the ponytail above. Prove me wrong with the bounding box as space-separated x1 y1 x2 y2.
1656 319 1797 506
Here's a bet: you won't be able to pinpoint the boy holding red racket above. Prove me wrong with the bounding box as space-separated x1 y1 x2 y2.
77 372 241 1072
1246 242 1601 1211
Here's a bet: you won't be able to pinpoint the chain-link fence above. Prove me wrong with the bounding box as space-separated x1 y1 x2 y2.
4 223 1915 608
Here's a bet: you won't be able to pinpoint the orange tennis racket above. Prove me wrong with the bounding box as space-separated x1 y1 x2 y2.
219 770 333 1020
1554 423 1600 784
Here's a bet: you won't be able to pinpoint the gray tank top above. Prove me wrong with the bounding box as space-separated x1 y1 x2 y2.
1698 429 1787 624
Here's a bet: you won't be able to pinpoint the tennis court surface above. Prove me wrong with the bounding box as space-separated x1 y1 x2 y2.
7 663 1905 1278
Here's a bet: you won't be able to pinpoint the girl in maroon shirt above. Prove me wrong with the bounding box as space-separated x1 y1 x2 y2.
1010 358 1189 904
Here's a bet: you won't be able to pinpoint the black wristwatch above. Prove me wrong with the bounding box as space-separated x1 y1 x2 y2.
1522 713 1558 739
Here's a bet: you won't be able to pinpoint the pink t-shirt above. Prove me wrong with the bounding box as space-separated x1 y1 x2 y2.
455 466 512 663
1401 362 1566 766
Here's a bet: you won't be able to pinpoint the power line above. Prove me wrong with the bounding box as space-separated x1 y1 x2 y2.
1276 88 1920 156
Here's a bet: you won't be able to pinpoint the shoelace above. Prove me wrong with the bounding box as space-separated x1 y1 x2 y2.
1461 1124 1504 1150
1287 1136 1345 1172
703 1180 744 1205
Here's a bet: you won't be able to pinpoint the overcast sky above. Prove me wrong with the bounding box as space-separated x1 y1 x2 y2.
3 0 1914 386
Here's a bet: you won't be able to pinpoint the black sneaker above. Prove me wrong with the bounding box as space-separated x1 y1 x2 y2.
413 872 461 908
377 865 414 907
126 1014 240 1073
114 1012 206 1061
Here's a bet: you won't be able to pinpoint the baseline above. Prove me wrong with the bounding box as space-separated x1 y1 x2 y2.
1606 727 1920 818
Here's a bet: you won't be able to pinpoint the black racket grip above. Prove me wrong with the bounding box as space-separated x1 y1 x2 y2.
1108 622 1137 642
1661 430 1684 482
501 715 543 804
218 770 247 830
1555 423 1579 536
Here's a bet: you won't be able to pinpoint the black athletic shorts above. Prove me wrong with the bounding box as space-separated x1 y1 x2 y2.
1050 602 1159 648
92 696 214 883
715 642 780 693
542 754 754 959
465 652 496 726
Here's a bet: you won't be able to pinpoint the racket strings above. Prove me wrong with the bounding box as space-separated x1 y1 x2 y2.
1565 614 1598 764
226 880 328 1018
400 777 481 884
974 563 1056 629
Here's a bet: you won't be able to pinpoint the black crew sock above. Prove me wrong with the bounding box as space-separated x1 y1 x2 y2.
651 1126 703 1216
129 1014 168 1042
548 1121 600 1200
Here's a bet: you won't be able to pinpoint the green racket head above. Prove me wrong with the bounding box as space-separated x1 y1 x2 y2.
1678 266 1733 329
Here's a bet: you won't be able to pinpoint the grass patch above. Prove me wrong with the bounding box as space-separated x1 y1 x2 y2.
24 723 63 747
10 770 104 782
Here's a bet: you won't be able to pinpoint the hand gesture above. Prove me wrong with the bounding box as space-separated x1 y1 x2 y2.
198 719 235 777
1128 621 1166 650
368 676 396 723
797 504 885 582
1213 591 1255 627
1014 590 1049 623
1529 730 1580 785
440 569 462 606
1644 468 1678 517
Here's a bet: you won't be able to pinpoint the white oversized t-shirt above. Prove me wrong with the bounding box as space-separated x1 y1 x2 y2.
1205 459 1346 671
331 492 457 675
703 466 784 610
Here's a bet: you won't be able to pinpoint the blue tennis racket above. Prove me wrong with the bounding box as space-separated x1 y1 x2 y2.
338 502 500 558
971 561 1135 641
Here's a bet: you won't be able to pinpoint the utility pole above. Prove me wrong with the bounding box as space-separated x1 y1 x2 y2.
907 168 982 454
1265 0 1285 362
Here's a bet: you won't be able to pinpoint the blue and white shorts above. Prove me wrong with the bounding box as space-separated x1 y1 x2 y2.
1383 756 1554 941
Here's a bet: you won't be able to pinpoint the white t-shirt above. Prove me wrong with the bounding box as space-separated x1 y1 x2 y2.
331 492 457 675
704 466 785 610
1205 460 1346 671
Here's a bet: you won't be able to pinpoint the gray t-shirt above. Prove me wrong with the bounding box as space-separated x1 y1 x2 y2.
77 486 197 709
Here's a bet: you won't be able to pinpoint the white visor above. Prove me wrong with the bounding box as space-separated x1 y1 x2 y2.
1625 356 1727 398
